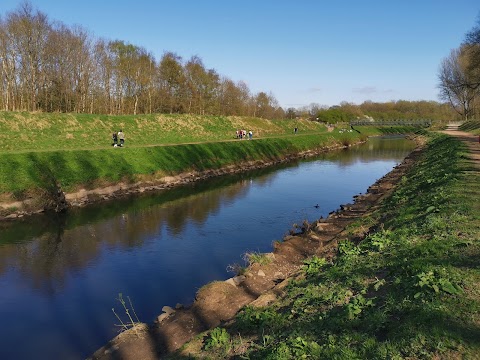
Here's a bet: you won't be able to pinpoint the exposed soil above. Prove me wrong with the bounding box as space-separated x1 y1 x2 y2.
88 136 431 360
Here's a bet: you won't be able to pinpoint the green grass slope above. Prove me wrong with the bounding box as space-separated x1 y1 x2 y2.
459 120 480 135
0 112 326 152
0 133 365 196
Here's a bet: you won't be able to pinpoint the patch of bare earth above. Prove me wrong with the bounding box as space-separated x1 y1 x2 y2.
89 142 425 360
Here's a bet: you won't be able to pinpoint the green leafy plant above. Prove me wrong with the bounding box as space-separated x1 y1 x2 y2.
413 270 462 299
363 230 392 252
344 294 374 320
337 240 361 265
302 256 328 277
204 327 230 350
236 306 283 331
288 335 321 358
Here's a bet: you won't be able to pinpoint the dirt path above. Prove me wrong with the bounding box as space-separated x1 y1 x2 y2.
441 128 480 168
86 129 478 359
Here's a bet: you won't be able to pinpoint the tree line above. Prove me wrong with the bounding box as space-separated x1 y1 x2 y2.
288 100 456 124
1 2 466 122
438 15 480 120
0 2 284 118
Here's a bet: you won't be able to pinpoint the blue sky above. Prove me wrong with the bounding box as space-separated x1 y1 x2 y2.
1 0 479 108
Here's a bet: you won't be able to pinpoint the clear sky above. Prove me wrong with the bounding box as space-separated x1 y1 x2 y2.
1 0 479 108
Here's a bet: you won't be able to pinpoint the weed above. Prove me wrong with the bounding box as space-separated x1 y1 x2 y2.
244 252 271 266
302 256 328 277
111 293 141 335
413 270 462 300
235 306 284 331
340 137 352 147
204 327 230 351
361 230 392 252
288 335 321 358
344 294 374 320
226 263 247 275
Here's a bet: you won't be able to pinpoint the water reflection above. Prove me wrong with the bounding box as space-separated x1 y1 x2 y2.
0 137 414 292
0 136 415 359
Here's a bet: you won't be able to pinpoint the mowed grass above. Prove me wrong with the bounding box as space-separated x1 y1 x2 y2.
0 132 364 196
0 112 328 152
173 133 480 359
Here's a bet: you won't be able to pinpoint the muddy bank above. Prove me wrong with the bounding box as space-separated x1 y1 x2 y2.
0 140 363 221
88 139 425 360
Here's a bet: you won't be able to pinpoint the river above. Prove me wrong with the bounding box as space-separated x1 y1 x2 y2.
0 136 415 359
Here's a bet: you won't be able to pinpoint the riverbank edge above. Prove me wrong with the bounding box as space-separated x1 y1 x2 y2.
0 136 368 221
89 135 426 360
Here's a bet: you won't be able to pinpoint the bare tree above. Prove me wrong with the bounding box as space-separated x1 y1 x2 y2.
220 78 246 116
464 15 480 89
6 2 51 111
0 16 19 110
0 2 284 117
438 47 478 120
158 52 185 114
253 91 279 119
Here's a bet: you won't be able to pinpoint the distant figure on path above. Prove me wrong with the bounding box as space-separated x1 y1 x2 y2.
112 132 118 146
118 129 125 147
294 127 298 134
248 130 253 140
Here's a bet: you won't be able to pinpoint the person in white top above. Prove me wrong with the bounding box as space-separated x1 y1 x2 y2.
118 130 125 147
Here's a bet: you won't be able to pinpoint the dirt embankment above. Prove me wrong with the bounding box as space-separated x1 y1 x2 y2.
0 140 363 221
89 139 426 360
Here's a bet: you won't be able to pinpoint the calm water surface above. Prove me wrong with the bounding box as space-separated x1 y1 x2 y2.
0 137 414 359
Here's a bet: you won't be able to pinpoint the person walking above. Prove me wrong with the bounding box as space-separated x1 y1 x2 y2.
118 129 125 147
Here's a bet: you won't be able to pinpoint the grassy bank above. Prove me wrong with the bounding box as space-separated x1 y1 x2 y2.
459 120 480 135
174 134 480 359
1 133 351 195
0 112 328 152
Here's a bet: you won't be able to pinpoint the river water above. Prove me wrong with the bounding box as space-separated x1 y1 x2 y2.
0 136 414 359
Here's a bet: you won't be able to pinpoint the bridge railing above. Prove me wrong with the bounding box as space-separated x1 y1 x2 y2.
349 119 432 127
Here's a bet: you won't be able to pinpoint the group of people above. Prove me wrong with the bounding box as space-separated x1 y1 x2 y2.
112 130 125 147
235 129 253 140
